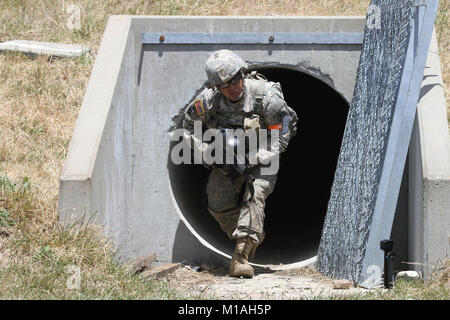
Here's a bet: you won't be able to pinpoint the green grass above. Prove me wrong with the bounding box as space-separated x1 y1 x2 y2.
0 172 192 299
0 209 14 227
359 278 449 300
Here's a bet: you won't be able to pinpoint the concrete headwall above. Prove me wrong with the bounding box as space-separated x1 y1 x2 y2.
59 16 136 260
409 30 450 278
59 16 449 273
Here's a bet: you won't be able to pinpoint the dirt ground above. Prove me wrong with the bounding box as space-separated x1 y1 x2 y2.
166 264 370 300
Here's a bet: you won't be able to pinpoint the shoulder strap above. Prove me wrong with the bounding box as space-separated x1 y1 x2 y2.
246 76 267 114
247 70 268 81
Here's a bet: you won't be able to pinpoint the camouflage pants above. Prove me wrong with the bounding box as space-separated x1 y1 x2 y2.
206 166 277 245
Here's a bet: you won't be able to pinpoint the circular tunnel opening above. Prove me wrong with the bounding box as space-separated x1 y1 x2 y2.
169 67 349 266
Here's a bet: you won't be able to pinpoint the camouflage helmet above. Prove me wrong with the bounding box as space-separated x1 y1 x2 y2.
205 49 248 86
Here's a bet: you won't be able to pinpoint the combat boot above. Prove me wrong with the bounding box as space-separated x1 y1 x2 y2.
229 237 255 278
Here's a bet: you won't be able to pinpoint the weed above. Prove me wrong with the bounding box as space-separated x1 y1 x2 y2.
32 245 57 262
0 209 14 227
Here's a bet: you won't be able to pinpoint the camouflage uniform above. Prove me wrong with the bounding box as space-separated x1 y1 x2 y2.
182 68 298 246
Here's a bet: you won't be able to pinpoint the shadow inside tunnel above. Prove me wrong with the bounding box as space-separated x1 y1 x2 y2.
169 67 350 266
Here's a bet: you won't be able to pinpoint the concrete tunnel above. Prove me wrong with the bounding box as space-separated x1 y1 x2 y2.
59 16 450 274
169 67 349 265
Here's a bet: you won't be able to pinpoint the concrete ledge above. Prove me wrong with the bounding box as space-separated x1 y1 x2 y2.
59 16 449 268
61 16 132 180
59 16 132 226
131 15 367 32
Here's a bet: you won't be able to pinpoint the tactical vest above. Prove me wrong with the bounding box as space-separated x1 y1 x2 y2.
245 71 267 117
207 71 297 137
244 71 298 136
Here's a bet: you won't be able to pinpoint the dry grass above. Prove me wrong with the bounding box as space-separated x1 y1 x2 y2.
359 260 450 300
0 172 185 299
0 0 448 299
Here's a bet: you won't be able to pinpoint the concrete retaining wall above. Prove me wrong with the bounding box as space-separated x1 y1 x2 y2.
59 16 136 260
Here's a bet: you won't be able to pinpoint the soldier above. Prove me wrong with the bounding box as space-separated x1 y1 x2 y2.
181 49 298 278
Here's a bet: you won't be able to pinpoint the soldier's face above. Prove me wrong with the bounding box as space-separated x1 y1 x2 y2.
219 78 244 102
